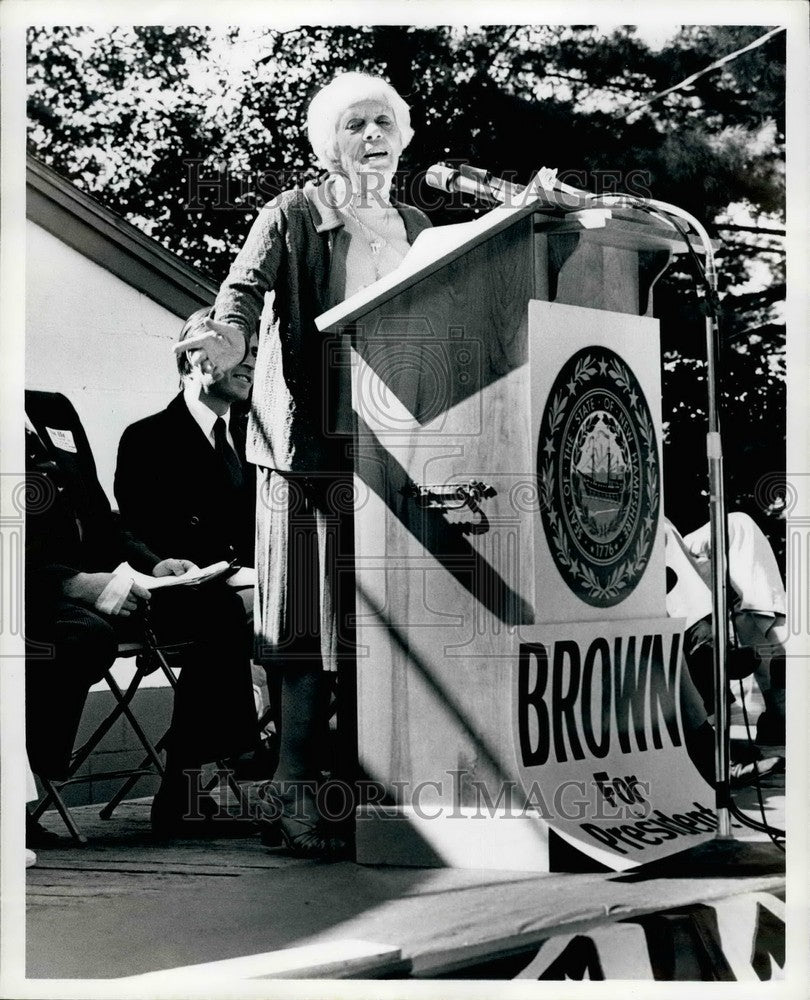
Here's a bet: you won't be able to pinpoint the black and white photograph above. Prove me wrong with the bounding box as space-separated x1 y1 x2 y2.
1 1 808 995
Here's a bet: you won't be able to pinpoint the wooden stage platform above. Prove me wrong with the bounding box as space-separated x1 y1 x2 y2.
24 753 786 985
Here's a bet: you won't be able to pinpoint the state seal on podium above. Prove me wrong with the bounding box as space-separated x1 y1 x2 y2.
537 347 660 608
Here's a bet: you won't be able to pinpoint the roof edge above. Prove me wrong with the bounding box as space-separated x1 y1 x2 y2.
26 153 218 319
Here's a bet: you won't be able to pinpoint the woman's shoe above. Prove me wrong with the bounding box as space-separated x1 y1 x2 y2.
256 781 349 860
277 812 348 861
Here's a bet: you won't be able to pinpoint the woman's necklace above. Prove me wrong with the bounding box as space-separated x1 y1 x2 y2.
345 201 392 259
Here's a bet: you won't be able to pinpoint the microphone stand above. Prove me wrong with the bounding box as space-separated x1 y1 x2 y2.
633 201 732 839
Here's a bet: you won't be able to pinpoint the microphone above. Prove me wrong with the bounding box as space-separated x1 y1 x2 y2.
425 163 528 205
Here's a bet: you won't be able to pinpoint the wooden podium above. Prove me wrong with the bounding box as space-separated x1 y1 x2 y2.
318 193 708 871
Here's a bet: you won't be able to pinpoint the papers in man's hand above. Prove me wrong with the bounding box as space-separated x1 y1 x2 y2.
113 561 232 590
95 572 137 615
225 565 257 589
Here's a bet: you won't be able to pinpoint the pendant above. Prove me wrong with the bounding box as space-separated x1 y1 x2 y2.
369 240 382 255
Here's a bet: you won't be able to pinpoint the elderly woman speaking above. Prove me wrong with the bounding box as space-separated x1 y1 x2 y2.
179 72 431 858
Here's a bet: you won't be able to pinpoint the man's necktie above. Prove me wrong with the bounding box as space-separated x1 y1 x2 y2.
213 416 244 490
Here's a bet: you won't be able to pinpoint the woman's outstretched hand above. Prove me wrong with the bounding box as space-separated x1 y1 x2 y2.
174 318 246 380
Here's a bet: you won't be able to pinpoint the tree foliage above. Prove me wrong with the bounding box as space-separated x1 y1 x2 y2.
26 23 787 559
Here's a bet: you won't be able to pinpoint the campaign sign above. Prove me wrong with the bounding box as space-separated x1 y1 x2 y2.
512 617 715 870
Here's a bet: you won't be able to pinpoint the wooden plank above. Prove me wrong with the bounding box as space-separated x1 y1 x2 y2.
532 228 550 299
553 241 645 315
580 216 709 253
403 875 786 977
603 246 640 314
318 198 564 331
116 939 407 982
30 799 290 874
555 240 606 309
26 768 786 982
319 204 694 334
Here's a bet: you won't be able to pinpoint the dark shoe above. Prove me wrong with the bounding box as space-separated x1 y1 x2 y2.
730 738 762 765
151 785 256 839
258 821 282 847
26 812 64 848
223 739 279 782
729 756 784 788
755 712 786 746
686 723 782 789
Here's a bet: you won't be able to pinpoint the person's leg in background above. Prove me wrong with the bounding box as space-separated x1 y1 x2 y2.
680 649 718 785
146 583 257 835
216 585 279 780
25 601 117 845
684 513 787 744
735 611 787 745
679 648 783 787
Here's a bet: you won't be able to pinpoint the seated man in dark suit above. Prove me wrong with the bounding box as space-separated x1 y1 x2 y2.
115 307 258 572
25 390 258 840
115 309 274 778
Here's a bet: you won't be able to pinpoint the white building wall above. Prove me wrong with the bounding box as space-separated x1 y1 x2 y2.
25 220 183 501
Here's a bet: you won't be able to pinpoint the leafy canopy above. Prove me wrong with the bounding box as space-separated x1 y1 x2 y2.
27 24 786 555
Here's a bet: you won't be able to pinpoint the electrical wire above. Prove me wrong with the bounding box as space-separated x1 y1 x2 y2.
732 669 785 847
623 26 786 121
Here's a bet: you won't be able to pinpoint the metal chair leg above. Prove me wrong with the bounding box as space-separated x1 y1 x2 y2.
36 776 87 845
66 667 147 775
31 686 135 838
99 646 181 819
99 731 168 820
31 635 189 840
103 669 165 772
29 787 53 823
200 764 249 814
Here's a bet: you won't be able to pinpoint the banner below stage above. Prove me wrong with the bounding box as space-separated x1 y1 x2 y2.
512 617 715 870
512 890 785 981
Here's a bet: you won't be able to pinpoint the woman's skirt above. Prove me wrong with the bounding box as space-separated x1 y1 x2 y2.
254 469 356 671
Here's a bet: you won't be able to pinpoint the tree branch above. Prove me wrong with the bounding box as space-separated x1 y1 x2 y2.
715 223 785 235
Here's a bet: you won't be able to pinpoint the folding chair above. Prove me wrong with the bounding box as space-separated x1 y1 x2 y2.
99 627 245 823
30 624 246 844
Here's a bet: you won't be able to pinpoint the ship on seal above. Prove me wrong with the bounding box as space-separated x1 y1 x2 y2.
575 414 627 498
572 412 630 531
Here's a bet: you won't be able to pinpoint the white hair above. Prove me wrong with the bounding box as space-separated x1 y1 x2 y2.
306 72 414 172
